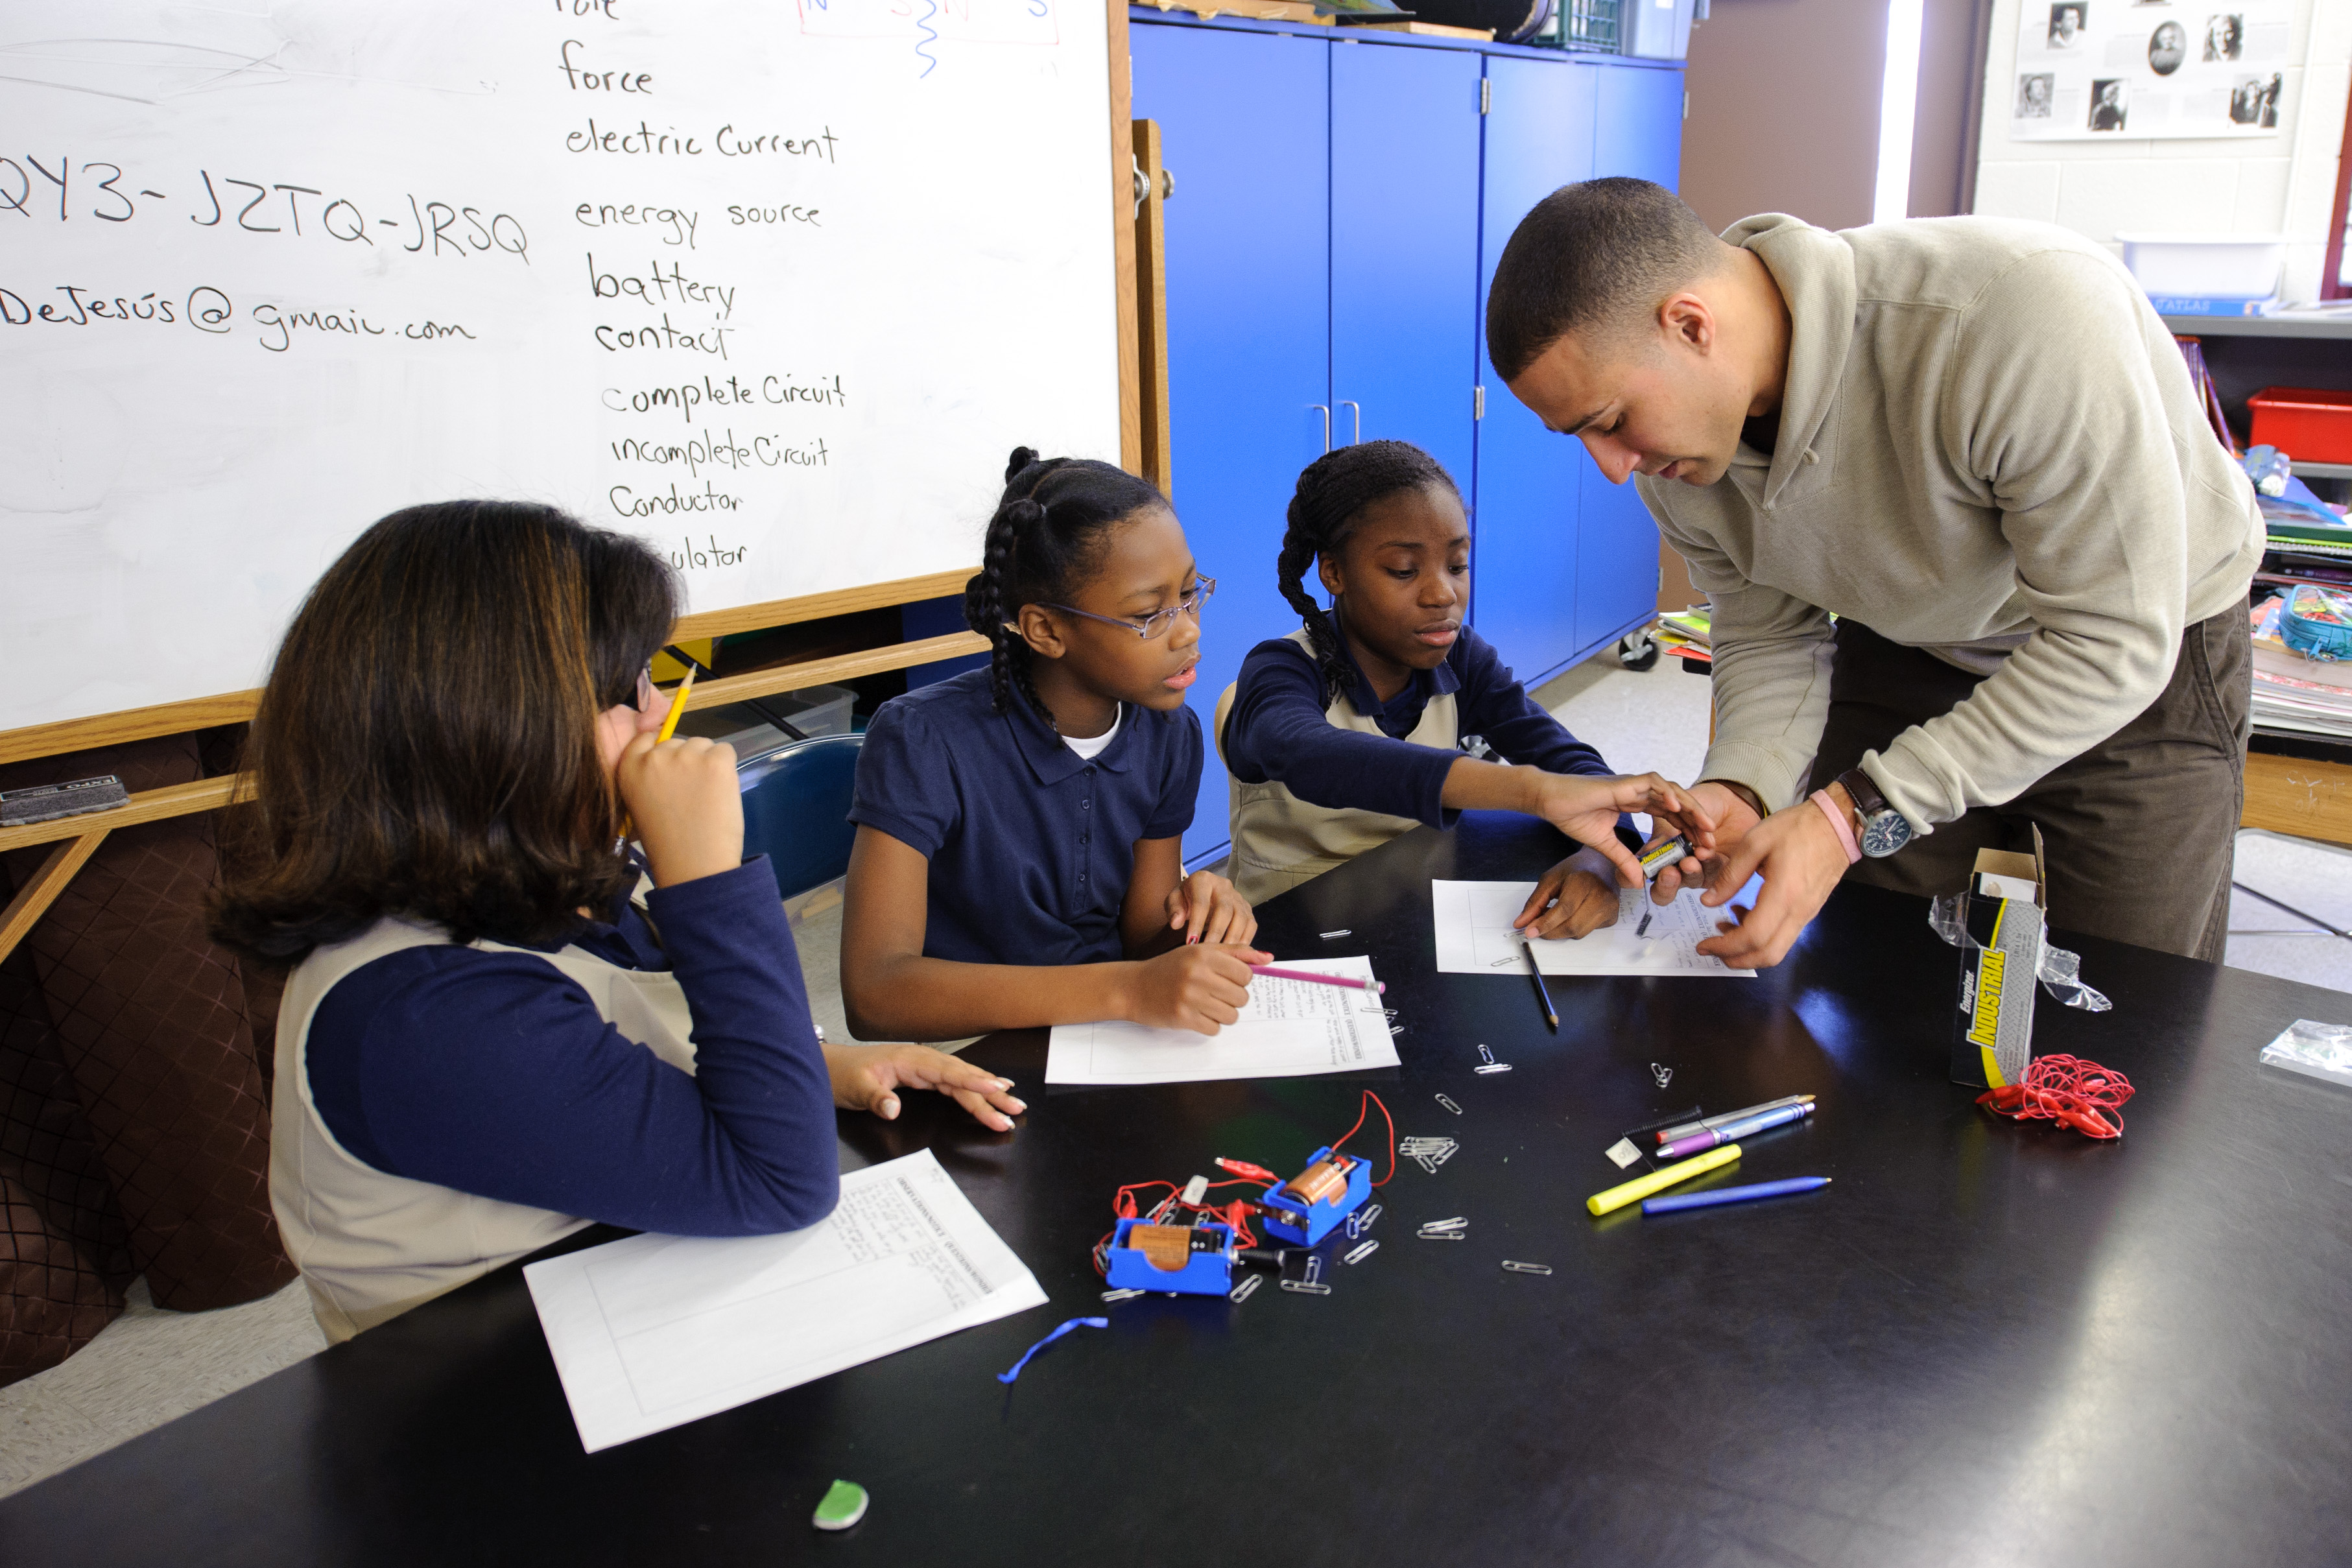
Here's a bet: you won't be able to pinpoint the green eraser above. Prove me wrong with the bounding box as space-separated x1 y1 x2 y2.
813 1479 868 1532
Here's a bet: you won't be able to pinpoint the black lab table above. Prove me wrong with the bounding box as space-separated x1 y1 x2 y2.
5 813 2349 1567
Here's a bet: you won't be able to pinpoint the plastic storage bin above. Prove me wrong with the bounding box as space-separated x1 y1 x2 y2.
2115 233 2284 300
2248 387 2352 466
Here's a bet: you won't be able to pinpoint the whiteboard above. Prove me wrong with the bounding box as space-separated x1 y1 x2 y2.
0 0 1121 732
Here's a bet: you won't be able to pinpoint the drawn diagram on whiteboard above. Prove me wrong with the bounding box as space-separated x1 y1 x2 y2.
797 0 1062 66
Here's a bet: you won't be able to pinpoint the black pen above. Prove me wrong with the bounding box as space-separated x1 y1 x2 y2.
1520 939 1558 1032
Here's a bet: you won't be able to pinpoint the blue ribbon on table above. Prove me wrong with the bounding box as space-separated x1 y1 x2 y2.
995 1316 1108 1384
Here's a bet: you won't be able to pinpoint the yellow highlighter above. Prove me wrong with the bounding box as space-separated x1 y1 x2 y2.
1586 1143 1741 1217
654 662 696 744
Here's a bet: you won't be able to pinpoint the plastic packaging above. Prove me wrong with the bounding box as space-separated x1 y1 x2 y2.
1928 894 2111 1012
2258 1019 2352 1089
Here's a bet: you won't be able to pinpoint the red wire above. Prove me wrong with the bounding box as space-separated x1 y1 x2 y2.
1327 1089 1397 1187
1978 1054 2133 1138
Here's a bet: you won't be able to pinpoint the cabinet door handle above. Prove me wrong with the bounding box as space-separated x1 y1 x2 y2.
1340 400 1361 445
1311 403 1331 453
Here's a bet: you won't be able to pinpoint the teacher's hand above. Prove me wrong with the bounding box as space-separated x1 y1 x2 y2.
1646 780 1762 905
1688 796 1851 968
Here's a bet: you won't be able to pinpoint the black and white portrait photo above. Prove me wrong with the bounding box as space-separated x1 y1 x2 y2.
2089 78 2128 130
2015 73 2056 117
2231 72 2281 126
2148 20 2187 73
2048 2 2087 47
2202 13 2242 60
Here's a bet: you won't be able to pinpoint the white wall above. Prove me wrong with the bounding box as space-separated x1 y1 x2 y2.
1970 0 2350 300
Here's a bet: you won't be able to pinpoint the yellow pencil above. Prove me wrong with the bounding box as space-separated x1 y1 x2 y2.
1586 1143 1740 1217
654 662 696 744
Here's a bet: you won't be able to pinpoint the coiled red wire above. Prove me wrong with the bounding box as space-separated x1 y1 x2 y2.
1977 1054 2132 1139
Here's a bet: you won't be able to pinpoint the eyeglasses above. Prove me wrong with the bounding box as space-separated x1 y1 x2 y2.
1041 576 1216 641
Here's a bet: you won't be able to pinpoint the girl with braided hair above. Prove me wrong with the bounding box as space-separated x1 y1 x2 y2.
1217 440 1710 927
842 447 1266 1043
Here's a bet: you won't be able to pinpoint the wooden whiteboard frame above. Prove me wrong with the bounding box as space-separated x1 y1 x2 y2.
0 0 1143 775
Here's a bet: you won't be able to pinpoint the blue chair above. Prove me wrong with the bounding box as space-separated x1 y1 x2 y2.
736 733 866 903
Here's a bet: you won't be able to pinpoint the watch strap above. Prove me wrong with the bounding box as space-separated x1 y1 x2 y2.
1809 789 1863 865
1835 767 1890 820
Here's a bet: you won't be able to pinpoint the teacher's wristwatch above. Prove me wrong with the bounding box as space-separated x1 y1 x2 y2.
1836 768 1913 858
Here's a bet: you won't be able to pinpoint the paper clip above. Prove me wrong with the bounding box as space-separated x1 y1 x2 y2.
1383 1008 1399 1019
1475 1064 1514 1075
1413 1154 1438 1173
1229 1274 1263 1304
1501 1261 1554 1276
1651 1063 1674 1088
1390 1024 1406 1036
1320 929 1352 939
1344 1240 1379 1265
1346 1203 1383 1240
1417 1228 1465 1241
1421 1216 1467 1231
1436 1095 1463 1115
1100 1287 1144 1302
1281 1254 1331 1296
1479 1044 1495 1064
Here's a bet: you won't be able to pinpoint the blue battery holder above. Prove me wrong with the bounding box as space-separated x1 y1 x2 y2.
1257 1147 1370 1247
1104 1218 1235 1296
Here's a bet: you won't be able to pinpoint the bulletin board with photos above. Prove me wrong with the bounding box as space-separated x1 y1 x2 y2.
2011 0 2290 139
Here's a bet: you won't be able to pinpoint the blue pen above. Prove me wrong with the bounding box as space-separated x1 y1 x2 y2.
1656 1100 1814 1159
1643 1176 1831 1215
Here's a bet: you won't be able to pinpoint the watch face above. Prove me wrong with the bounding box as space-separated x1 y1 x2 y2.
1860 811 1912 858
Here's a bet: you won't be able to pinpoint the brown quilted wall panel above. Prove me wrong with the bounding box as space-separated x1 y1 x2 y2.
0 734 294 1318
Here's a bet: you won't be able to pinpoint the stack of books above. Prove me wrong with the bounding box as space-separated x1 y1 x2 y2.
2251 594 2352 742
1654 606 1711 666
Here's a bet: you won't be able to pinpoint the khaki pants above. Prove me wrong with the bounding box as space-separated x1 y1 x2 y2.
1808 608 2251 963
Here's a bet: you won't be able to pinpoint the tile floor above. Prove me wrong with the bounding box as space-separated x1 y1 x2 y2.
3 650 2344 1500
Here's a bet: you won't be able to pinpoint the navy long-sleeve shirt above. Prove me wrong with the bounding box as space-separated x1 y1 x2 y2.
1222 626 1621 833
304 857 840 1237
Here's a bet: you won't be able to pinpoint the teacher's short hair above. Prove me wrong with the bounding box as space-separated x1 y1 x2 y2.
1486 178 1725 382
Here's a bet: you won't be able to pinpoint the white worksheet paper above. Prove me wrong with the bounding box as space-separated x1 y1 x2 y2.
523 1150 1047 1453
1431 881 1756 979
1046 955 1401 1084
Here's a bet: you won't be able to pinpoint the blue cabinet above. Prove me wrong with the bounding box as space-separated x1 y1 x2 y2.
1571 62 1689 654
1331 42 1484 490
1465 57 1598 687
1134 16 1683 864
1132 26 1331 864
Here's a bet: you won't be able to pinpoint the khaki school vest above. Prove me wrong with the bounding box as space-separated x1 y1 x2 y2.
1215 628 1458 905
270 907 698 1342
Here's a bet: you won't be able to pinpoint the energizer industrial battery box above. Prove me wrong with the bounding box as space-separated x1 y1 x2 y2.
1949 834 2048 1092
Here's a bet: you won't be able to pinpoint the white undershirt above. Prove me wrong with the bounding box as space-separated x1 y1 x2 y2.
1061 704 1123 761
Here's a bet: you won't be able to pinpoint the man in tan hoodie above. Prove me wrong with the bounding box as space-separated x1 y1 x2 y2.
1486 179 2261 968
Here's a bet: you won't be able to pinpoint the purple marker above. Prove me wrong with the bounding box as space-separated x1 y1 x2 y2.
1657 1100 1814 1160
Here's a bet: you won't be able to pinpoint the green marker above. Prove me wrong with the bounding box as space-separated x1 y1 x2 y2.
813 1479 869 1532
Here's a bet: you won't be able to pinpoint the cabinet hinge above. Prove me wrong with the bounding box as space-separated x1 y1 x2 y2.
1480 78 1490 115
1474 385 1486 420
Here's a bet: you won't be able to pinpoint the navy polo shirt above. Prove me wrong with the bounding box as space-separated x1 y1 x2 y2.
1222 623 1640 848
849 669 1204 966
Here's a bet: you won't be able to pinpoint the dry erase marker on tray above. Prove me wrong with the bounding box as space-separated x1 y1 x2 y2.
1249 965 1385 995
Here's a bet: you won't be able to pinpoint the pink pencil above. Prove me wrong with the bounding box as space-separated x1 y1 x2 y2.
1249 964 1386 995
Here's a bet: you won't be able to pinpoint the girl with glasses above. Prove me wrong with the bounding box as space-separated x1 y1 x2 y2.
1217 441 1710 932
210 501 1019 1342
841 447 1266 1043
